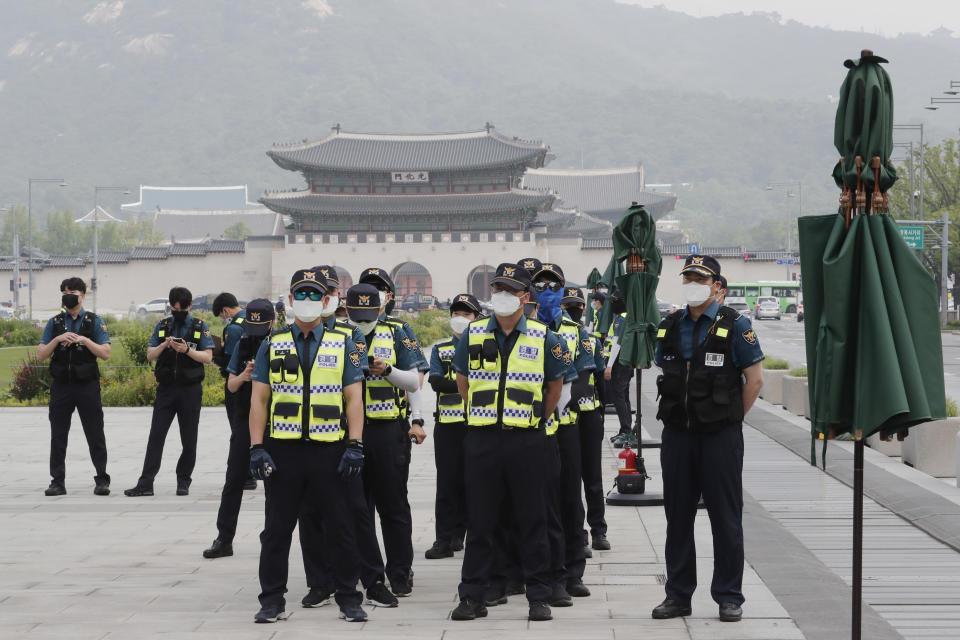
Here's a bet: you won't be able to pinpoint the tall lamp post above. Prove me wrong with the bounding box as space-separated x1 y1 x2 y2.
91 186 130 313
1 205 20 314
27 177 67 321
765 181 802 280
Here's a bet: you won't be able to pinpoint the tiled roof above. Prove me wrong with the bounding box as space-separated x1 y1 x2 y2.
121 186 262 213
153 211 283 243
537 209 613 238
267 126 550 173
260 189 555 216
169 243 207 256
95 251 130 264
581 238 613 250
130 246 169 260
207 239 245 253
522 167 678 221
47 256 88 267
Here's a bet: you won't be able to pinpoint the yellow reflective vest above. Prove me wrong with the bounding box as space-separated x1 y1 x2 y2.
364 322 401 420
266 327 348 442
465 317 547 429
435 339 465 424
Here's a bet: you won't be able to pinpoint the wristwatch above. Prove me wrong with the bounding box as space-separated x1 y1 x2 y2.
412 418 425 427
383 364 393 376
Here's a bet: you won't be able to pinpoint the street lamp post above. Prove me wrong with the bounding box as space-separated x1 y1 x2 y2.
27 177 67 321
92 186 130 314
0 206 20 314
765 181 802 280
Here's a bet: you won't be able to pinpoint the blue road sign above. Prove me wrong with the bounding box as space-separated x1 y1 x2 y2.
689 244 699 254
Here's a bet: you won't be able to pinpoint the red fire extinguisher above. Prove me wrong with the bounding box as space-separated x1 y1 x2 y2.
618 447 637 474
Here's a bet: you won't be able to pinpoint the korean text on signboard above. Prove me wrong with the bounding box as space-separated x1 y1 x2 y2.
391 171 430 183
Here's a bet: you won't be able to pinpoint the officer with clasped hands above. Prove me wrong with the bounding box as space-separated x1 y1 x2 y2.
246 268 368 625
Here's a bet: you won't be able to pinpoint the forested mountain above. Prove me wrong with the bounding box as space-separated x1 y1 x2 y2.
1 0 956 246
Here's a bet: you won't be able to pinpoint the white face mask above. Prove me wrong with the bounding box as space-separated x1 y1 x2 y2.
449 315 471 335
320 295 339 318
292 299 325 323
682 282 713 306
355 319 378 335
490 291 522 317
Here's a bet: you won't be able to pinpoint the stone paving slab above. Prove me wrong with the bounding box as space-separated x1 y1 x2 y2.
0 398 805 639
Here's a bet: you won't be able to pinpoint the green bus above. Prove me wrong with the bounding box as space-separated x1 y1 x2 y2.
726 281 802 313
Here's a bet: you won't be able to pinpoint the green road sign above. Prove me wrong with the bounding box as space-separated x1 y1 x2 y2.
898 225 924 249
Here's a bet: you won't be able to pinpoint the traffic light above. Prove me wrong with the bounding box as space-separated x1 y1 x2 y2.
91 277 97 291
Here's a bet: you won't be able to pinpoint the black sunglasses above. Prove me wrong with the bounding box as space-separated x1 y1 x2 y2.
534 281 562 292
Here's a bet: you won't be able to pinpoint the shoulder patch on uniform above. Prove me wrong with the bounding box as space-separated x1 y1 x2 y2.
551 342 565 361
562 350 572 365
204 329 211 336
349 351 360 367
401 337 415 350
582 338 593 354
742 329 757 345
99 322 107 331
354 341 366 355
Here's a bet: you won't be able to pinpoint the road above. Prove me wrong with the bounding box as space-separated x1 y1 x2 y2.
750 313 960 405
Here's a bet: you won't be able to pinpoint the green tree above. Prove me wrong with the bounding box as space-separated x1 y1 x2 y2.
0 205 42 256
42 210 93 255
223 221 252 241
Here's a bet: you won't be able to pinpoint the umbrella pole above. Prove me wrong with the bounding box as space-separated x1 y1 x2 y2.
852 434 864 640
634 368 642 445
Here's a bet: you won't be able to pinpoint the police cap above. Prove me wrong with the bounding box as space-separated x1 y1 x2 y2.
679 254 721 279
490 263 532 292
517 257 542 277
450 293 482 315
359 267 395 293
345 284 381 323
310 265 340 290
290 268 329 293
561 287 585 306
532 262 565 285
242 298 275 337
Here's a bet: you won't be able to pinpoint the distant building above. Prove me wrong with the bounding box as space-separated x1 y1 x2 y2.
121 185 284 243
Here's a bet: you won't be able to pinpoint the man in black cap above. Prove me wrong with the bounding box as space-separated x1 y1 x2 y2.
518 257 543 279
605 289 634 447
451 263 569 623
651 255 764 624
424 293 481 560
247 269 368 624
346 282 422 603
202 299 275 559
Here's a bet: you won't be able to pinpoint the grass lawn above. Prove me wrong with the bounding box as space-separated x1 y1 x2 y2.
0 346 37 390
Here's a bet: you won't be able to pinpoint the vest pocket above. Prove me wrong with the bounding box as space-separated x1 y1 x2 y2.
312 405 341 420
471 389 496 406
506 388 534 405
439 393 462 406
274 402 300 418
368 386 396 401
532 401 544 417
712 375 731 405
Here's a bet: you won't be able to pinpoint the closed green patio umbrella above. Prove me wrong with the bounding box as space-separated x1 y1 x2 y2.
798 50 945 640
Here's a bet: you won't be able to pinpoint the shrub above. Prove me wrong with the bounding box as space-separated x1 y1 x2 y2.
947 396 959 418
9 352 52 401
202 373 225 406
763 357 789 370
401 309 452 347
787 366 807 377
100 370 157 407
0 319 42 347
121 322 153 367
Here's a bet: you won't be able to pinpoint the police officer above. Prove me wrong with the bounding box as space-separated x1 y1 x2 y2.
247 269 367 624
604 291 633 446
346 283 422 601
37 277 112 496
424 293 481 559
211 292 257 494
651 255 764 623
451 263 566 623
203 299 275 559
125 287 214 497
560 288 610 555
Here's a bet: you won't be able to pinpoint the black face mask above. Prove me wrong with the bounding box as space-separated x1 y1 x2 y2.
171 310 188 322
61 294 80 309
565 306 584 323
384 298 395 316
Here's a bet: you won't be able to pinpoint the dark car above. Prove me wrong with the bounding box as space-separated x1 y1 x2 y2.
657 299 675 317
400 293 437 313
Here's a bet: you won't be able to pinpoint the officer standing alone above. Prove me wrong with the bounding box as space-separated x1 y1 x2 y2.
247 269 368 623
37 277 112 496
126 287 213 497
651 255 764 623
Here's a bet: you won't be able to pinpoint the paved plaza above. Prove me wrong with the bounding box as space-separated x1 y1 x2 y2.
3 373 960 639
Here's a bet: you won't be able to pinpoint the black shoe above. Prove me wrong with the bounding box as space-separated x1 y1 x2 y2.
584 546 593 559
528 601 552 621
425 540 453 559
301 587 333 607
450 537 464 552
124 485 153 497
365 582 398 608
243 478 257 490
253 604 288 623
339 604 367 622
719 602 742 622
550 584 573 607
176 481 190 496
451 598 487 621
390 578 412 597
566 579 591 597
94 476 110 496
652 598 692 619
592 534 610 551
505 580 525 596
484 585 507 606
44 482 66 496
202 538 233 559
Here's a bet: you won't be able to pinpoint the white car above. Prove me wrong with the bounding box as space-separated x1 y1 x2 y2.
0 305 13 319
137 298 170 315
755 299 781 321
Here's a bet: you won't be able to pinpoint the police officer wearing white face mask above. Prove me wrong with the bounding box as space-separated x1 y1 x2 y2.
652 255 764 624
424 293 482 559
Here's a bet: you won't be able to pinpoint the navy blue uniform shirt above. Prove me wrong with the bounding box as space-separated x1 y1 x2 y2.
40 308 111 345
654 300 764 369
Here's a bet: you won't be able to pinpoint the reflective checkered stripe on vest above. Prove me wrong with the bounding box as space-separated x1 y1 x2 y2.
602 312 626 359
435 339 464 423
364 322 401 419
556 319 582 427
267 328 346 442
465 318 547 428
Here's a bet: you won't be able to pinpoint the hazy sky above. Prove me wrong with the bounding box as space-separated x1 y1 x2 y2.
620 1 960 36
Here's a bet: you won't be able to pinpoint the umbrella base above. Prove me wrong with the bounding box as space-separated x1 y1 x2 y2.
606 491 705 509
639 438 661 449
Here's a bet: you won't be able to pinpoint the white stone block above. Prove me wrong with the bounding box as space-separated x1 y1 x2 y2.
782 375 808 418
902 418 960 478
866 432 902 457
759 369 785 405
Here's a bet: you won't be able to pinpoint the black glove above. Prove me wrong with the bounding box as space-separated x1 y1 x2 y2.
338 439 364 480
249 444 276 480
